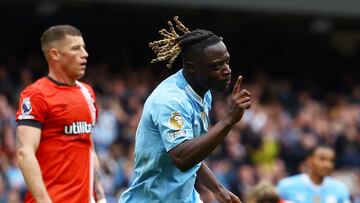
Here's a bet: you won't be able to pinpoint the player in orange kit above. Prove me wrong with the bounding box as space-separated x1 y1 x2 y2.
16 25 106 203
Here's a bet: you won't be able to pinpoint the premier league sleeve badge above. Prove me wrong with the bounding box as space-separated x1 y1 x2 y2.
18 97 35 120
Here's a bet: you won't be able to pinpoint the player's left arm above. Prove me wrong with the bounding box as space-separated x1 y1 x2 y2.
197 162 241 203
91 135 107 203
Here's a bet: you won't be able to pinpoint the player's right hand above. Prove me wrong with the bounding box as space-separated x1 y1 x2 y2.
227 75 251 124
213 187 242 203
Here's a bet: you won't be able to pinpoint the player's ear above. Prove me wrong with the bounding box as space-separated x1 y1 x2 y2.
48 48 61 62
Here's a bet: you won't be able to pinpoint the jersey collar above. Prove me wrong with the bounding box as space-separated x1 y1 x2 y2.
46 76 78 87
185 84 205 106
178 70 207 107
302 173 324 191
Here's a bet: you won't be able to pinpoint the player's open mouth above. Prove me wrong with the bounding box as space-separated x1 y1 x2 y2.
223 77 231 84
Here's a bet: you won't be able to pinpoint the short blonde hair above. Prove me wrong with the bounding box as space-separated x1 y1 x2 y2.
247 181 280 203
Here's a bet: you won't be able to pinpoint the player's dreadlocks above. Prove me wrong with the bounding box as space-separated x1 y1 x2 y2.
149 16 222 68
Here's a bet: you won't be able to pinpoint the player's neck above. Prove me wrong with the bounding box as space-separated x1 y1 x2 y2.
308 172 324 185
48 71 76 86
182 69 207 98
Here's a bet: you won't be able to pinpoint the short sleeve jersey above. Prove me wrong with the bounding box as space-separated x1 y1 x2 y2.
16 77 97 203
119 69 212 203
277 174 351 203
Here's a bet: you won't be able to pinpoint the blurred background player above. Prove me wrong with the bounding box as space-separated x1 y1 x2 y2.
15 25 106 203
247 181 283 203
119 16 251 203
277 144 350 203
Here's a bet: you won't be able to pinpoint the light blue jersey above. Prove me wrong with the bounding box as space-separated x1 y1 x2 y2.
277 174 350 203
119 69 212 203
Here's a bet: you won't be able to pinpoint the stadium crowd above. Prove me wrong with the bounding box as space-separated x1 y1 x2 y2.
0 56 359 202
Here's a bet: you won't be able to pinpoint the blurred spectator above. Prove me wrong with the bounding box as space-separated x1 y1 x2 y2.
1 4 360 202
0 58 359 202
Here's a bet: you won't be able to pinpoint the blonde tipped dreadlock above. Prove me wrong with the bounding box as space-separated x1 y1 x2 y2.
149 16 223 68
149 16 190 68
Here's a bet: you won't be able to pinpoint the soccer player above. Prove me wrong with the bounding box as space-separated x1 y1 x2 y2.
16 25 106 203
119 16 251 203
247 181 282 203
277 144 351 203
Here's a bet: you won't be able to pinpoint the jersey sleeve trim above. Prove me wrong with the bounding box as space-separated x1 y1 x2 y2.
17 120 42 129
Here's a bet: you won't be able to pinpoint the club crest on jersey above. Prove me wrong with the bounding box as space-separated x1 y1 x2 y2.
18 97 34 120
325 195 337 203
64 121 93 135
168 112 184 130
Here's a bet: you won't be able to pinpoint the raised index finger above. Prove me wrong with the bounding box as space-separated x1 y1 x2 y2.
232 75 242 96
